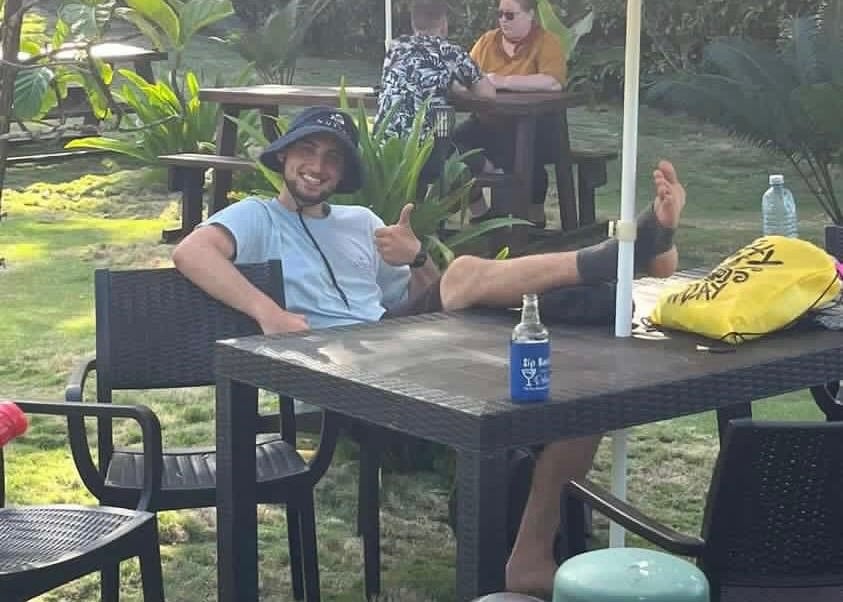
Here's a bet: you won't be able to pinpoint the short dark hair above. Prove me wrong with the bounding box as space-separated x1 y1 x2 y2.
411 0 447 32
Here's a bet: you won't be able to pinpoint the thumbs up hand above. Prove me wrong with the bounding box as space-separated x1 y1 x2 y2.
374 203 423 266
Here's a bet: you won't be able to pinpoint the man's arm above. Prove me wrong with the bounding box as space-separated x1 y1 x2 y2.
172 226 309 334
487 73 562 91
407 256 441 300
450 75 497 99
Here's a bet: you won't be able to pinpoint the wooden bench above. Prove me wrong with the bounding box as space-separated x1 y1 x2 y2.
158 153 255 243
475 147 618 229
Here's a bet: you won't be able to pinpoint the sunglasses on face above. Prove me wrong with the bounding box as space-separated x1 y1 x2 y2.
497 10 519 21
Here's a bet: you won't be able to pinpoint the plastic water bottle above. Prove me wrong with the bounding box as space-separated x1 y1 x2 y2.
0 401 27 447
762 174 798 237
510 293 550 403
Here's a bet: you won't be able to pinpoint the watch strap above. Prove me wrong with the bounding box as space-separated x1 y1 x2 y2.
409 247 428 268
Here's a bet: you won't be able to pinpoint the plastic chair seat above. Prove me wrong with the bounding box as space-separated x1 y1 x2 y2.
0 505 154 572
554 548 709 601
106 435 307 492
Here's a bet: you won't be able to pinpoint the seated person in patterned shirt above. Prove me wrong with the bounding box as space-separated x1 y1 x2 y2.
376 0 497 218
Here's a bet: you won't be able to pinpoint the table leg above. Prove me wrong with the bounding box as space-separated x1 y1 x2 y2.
212 106 240 214
716 403 752 444
133 59 155 83
455 449 509 600
507 116 538 255
216 377 259 602
554 110 578 231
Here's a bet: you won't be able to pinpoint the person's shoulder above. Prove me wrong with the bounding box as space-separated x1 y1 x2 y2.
439 38 472 56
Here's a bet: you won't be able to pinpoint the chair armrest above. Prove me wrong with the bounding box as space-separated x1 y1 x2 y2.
65 353 96 402
567 479 705 557
14 400 163 512
305 410 341 486
63 356 109 501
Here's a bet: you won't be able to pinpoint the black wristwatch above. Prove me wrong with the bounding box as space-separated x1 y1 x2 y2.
409 247 428 269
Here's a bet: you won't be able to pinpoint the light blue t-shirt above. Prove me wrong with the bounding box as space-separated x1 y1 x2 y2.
203 198 411 329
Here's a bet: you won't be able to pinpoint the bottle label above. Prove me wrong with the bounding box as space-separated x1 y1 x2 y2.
510 341 550 403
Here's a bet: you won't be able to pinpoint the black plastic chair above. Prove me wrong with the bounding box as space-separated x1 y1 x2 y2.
0 400 164 601
565 419 843 602
64 262 339 602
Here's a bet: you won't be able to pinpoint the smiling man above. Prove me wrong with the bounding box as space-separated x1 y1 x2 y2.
172 105 687 597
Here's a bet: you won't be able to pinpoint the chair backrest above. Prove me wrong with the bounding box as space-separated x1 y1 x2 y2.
825 225 843 262
95 261 284 392
700 419 843 589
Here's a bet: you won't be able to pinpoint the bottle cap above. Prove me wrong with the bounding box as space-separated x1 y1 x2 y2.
0 402 28 439
769 174 784 185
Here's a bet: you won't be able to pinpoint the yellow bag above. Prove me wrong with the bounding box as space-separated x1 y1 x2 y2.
649 236 841 344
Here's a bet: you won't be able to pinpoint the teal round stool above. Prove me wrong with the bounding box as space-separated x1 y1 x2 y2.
553 548 709 602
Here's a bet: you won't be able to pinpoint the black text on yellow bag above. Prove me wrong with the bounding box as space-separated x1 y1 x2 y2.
649 236 841 344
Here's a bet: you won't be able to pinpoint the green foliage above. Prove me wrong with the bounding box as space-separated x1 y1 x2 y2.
215 0 333 85
646 3 843 224
536 0 593 60
65 69 218 162
116 0 234 67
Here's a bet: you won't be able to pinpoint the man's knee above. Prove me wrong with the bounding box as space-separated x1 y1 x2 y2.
440 255 489 311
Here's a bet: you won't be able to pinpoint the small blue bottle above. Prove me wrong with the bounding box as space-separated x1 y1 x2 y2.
762 174 798 238
510 293 550 403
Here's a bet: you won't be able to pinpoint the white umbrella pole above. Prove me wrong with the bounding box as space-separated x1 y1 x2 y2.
384 0 393 51
609 429 628 547
613 0 643 338
609 0 643 549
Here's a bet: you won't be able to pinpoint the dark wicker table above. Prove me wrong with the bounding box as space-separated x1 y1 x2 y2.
214 274 843 601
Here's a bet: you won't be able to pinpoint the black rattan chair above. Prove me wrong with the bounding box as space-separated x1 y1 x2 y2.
0 400 164 601
565 419 843 602
64 262 339 602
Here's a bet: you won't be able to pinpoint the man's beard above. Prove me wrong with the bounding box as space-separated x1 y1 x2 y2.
286 177 333 208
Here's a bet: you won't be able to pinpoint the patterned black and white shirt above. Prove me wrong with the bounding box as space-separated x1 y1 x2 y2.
375 34 482 138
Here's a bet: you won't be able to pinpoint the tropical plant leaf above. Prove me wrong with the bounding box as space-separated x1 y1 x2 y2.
65 136 148 161
114 7 165 50
13 67 54 120
58 3 100 39
124 0 180 48
178 0 233 47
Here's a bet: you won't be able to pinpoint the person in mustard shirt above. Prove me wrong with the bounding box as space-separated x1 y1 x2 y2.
453 0 567 227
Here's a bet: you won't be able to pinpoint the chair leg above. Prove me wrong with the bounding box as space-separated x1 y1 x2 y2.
298 493 321 602
287 505 305 600
100 563 120 602
139 524 165 602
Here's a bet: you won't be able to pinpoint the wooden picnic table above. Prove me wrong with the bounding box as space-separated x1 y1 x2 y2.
198 84 586 253
213 270 843 600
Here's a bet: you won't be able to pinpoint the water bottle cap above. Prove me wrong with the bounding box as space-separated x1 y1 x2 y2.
0 402 28 438
769 174 784 185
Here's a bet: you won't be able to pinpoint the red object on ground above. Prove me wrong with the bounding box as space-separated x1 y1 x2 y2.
0 402 28 446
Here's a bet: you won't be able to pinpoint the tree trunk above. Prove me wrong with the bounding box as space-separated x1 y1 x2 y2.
0 0 24 218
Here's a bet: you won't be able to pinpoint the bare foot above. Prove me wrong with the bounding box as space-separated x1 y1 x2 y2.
505 557 557 599
652 160 686 229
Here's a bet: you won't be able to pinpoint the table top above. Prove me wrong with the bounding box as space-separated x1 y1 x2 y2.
198 84 586 115
199 85 379 109
215 274 843 451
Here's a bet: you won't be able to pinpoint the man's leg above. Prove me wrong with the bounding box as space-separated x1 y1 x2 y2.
506 434 602 595
440 160 685 311
438 160 685 596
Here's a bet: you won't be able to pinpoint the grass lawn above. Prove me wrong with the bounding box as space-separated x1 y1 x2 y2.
0 33 831 602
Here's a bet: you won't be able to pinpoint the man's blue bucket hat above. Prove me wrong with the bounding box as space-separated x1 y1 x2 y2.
259 106 363 194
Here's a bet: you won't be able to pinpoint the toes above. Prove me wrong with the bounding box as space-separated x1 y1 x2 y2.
657 160 679 184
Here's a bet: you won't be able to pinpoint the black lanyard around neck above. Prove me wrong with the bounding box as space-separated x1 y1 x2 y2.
296 208 351 309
